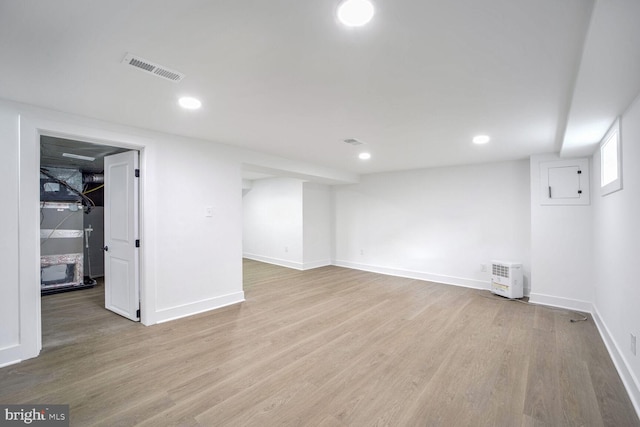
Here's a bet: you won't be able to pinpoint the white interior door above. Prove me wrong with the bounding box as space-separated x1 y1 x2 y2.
104 150 140 321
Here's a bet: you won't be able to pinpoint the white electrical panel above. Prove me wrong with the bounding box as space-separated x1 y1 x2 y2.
539 158 590 206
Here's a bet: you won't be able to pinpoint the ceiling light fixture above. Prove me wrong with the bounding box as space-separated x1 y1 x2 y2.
62 152 95 162
472 135 491 144
337 0 375 27
178 96 202 110
359 152 371 160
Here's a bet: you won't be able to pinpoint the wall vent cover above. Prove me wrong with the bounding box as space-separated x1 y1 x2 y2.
492 263 510 278
121 53 185 82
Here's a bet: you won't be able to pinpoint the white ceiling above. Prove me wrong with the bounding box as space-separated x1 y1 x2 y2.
1 0 638 177
560 0 640 158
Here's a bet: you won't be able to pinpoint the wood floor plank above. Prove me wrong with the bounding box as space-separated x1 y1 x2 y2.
0 259 637 426
555 310 605 427
272 286 473 425
523 326 563 423
481 298 535 425
138 300 401 425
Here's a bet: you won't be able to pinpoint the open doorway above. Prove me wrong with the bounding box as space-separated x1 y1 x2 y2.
39 136 140 350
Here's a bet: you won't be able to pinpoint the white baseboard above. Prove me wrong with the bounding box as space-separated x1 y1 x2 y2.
302 259 332 270
243 253 304 270
0 344 23 368
243 254 331 271
592 306 640 419
155 291 245 324
528 292 593 313
333 260 489 290
0 360 21 369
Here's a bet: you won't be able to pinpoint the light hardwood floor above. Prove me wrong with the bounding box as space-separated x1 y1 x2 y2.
1 259 638 426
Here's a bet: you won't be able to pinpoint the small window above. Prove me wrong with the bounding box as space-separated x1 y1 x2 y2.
600 118 622 196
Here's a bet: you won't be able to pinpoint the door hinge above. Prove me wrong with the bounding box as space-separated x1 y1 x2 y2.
136 308 140 318
135 239 140 248
135 169 140 178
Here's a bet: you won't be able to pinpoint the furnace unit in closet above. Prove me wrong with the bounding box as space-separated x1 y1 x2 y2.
490 260 523 299
39 167 93 294
40 201 85 293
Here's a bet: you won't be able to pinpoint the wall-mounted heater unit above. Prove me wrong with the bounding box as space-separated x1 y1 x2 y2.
491 260 523 299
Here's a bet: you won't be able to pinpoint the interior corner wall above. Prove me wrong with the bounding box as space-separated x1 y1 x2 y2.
591 93 640 413
529 153 594 311
242 178 304 269
333 160 531 291
0 98 245 366
302 182 331 269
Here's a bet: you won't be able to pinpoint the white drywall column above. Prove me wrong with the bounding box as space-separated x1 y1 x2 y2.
0 105 23 366
529 154 593 310
303 182 332 269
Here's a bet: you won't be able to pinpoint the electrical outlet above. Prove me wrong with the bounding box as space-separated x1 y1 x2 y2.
631 334 637 356
285 246 289 253
360 249 364 255
480 264 487 272
205 206 213 217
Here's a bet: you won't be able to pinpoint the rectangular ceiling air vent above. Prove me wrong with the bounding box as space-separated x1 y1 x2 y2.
343 138 365 146
121 53 185 82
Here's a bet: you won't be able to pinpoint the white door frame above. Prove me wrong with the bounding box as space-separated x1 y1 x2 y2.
19 114 152 361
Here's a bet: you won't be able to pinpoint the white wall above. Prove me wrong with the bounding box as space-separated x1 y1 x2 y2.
591 94 640 413
333 160 531 290
152 139 244 315
242 178 332 270
0 99 245 366
0 107 21 365
303 182 332 268
243 178 304 268
529 154 594 310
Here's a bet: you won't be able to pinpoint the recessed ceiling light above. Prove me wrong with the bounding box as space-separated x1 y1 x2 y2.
62 152 95 162
472 135 490 144
359 152 371 160
337 0 375 27
178 96 202 110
